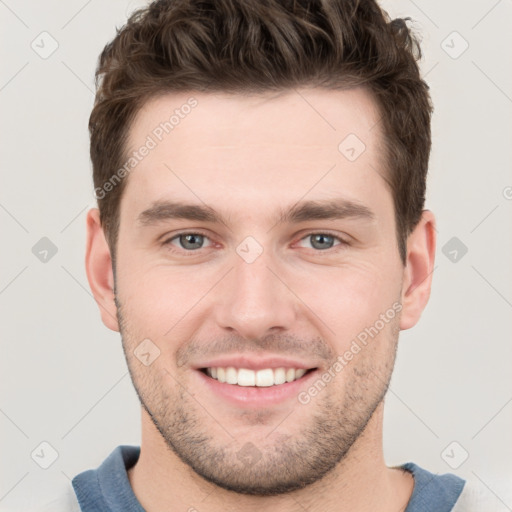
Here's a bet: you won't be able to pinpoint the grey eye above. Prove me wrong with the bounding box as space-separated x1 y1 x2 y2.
177 233 205 250
309 234 335 250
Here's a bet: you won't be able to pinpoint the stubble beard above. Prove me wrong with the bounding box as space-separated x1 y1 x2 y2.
116 300 399 496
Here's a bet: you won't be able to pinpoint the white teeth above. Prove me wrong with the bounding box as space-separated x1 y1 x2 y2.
295 369 306 379
274 368 286 384
204 366 311 386
226 366 237 385
217 367 226 383
238 368 256 386
274 367 286 385
255 368 274 387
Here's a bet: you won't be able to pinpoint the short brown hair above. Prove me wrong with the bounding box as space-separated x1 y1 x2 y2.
90 0 433 264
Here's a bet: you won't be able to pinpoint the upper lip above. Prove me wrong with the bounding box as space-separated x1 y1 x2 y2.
193 355 319 371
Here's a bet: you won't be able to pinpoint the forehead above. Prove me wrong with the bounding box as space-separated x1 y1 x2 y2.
120 87 390 225
129 87 381 151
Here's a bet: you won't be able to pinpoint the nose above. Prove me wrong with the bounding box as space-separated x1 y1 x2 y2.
213 252 297 341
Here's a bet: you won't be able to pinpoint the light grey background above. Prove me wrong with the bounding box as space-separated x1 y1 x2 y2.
1 0 511 510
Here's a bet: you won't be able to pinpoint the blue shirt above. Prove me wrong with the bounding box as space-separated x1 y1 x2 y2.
71 445 466 511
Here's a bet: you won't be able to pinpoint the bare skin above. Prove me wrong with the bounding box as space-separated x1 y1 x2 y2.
86 87 435 511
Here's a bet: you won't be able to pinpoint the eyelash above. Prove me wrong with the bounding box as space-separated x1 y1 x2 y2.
162 230 348 255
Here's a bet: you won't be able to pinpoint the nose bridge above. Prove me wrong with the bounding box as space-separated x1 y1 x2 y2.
214 249 296 339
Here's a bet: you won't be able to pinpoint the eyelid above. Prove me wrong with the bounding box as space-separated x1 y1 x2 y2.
162 230 215 251
162 229 349 254
294 230 349 249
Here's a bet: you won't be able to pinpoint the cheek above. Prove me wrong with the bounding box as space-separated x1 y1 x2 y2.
289 261 401 339
117 264 217 340
116 244 403 351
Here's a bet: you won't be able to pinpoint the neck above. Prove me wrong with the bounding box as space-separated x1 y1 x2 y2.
128 402 414 512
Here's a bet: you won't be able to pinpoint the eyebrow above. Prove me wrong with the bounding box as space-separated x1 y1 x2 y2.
137 201 221 225
281 199 375 223
136 198 375 227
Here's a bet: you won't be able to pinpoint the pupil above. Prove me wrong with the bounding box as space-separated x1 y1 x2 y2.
181 234 203 249
312 234 333 250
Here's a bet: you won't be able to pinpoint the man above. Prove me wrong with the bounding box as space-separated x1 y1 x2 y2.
37 0 496 510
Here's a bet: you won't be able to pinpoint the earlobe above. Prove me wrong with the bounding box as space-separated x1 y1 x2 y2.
399 210 437 331
85 208 120 332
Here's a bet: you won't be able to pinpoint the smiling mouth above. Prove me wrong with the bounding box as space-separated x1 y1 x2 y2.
199 367 317 387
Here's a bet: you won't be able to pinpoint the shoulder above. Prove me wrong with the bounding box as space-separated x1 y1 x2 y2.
398 462 512 512
26 446 140 512
399 461 465 510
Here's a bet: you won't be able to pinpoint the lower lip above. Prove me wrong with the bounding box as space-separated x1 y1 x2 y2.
195 369 319 408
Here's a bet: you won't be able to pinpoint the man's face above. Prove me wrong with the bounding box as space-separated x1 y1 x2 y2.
114 88 405 494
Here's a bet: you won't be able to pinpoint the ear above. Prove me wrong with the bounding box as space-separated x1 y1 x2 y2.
85 208 119 332
399 210 437 330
